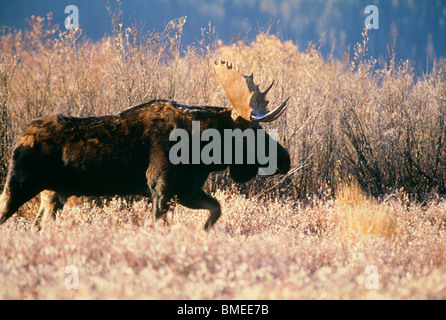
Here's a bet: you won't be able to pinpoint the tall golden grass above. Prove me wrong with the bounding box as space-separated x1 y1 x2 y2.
0 12 445 300
0 191 445 299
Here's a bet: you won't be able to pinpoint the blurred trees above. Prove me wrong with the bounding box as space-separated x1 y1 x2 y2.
1 0 444 72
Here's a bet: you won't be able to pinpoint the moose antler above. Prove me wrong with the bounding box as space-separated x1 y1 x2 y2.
213 59 289 122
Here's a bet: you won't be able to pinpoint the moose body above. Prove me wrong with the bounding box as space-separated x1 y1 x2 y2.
0 60 291 230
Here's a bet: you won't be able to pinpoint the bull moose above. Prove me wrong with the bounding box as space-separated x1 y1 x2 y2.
0 60 290 230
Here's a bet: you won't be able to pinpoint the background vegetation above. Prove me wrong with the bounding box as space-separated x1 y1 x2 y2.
0 9 445 199
1 0 445 73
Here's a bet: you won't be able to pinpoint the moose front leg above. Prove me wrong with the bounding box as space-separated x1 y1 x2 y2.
151 192 170 226
179 191 221 231
147 173 171 228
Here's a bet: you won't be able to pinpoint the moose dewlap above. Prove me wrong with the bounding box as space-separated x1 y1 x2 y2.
0 60 290 230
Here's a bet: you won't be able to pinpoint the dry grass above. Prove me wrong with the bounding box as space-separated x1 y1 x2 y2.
336 182 399 238
0 191 445 300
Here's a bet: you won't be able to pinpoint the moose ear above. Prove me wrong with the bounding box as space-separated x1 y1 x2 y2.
229 164 259 183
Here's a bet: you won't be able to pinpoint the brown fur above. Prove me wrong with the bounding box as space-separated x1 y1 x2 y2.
0 99 290 230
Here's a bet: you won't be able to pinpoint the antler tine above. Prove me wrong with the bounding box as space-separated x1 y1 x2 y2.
213 58 289 123
251 97 289 122
262 81 275 96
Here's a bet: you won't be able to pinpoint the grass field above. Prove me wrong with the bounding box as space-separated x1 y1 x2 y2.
0 185 445 299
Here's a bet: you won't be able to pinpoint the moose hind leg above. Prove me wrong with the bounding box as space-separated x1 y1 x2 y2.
34 190 64 230
0 177 41 225
0 187 14 225
180 191 221 231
